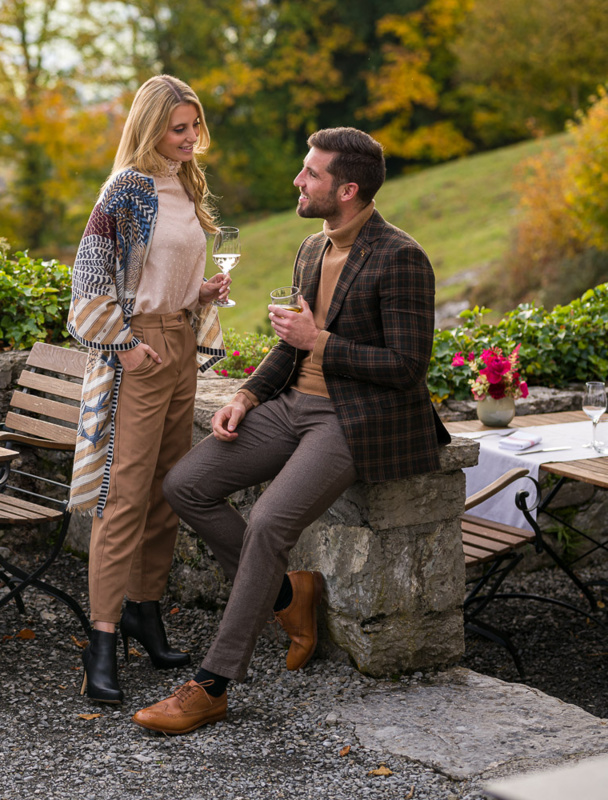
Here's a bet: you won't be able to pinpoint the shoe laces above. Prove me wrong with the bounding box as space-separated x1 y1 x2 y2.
173 680 212 703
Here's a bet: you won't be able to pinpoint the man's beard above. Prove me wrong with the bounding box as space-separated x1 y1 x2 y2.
296 192 340 220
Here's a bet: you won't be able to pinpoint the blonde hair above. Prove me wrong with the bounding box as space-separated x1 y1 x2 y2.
105 74 217 233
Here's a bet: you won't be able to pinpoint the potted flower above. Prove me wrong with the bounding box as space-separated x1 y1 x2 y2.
452 344 529 426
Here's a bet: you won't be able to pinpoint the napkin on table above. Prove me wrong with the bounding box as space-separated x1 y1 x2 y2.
498 433 542 451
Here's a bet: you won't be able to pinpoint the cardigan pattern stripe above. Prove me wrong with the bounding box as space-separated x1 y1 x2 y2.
68 169 225 516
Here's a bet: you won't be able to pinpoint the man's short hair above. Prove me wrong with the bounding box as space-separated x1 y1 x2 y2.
307 127 386 205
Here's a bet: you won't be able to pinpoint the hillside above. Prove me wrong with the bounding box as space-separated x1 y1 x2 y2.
212 133 570 335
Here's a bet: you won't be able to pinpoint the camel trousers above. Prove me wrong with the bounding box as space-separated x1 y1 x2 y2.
163 389 358 681
89 311 197 623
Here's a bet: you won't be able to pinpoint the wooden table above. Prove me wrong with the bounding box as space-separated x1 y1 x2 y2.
446 410 608 490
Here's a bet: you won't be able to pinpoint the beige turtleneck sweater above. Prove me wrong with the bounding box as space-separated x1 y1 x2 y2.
133 158 207 316
293 201 375 397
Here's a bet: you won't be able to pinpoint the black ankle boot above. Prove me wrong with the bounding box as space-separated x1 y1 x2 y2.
120 600 191 669
80 629 123 704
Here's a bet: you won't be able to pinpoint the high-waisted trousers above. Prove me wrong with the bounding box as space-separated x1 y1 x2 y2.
163 388 358 681
88 311 197 624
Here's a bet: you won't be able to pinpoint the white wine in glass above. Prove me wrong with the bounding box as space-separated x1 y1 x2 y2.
582 381 607 450
213 226 240 308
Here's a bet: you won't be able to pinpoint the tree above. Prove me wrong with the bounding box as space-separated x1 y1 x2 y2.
453 0 608 147
0 0 125 250
361 0 474 163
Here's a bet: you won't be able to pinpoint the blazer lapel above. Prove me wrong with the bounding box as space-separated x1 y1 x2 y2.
324 210 385 329
300 237 330 309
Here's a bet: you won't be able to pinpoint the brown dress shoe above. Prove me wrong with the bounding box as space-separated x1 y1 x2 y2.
131 680 227 735
275 570 323 670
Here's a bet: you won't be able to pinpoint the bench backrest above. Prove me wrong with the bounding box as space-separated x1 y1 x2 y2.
3 343 86 450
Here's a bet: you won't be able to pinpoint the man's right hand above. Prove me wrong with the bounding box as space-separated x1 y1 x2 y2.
211 395 251 441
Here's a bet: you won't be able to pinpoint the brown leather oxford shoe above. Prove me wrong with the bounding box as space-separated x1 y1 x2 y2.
275 570 323 670
132 680 227 735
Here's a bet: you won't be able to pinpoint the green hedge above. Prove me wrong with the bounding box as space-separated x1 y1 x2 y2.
429 283 608 402
0 241 71 350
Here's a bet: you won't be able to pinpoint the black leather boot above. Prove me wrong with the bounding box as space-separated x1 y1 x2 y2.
120 600 191 669
80 629 123 704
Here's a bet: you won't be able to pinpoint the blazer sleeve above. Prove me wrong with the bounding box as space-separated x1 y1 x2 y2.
321 238 436 391
67 180 140 352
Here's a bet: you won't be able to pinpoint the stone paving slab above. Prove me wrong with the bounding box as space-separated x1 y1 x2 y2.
484 753 608 800
337 667 608 780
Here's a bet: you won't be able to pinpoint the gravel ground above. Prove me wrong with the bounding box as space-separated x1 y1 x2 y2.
1 550 607 800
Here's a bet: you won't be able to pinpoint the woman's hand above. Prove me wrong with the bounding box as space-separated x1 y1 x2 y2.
118 342 161 372
199 273 231 305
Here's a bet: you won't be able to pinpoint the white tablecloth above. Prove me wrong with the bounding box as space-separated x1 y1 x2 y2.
456 421 603 530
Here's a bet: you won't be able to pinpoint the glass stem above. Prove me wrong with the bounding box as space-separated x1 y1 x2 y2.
592 420 598 448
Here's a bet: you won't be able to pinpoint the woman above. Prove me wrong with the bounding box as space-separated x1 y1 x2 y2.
68 75 230 704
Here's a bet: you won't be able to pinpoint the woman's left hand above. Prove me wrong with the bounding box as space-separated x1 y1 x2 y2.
199 273 231 305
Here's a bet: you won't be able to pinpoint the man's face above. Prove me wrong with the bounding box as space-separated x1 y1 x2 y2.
293 147 340 222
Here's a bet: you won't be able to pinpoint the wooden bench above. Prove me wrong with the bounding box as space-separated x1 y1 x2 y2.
0 342 90 634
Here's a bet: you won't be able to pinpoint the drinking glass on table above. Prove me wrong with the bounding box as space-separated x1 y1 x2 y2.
582 381 607 450
212 226 240 307
269 286 302 312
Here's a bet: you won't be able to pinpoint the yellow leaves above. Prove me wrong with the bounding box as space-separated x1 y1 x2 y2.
368 764 394 777
71 635 88 649
339 745 351 757
3 628 35 641
78 713 102 721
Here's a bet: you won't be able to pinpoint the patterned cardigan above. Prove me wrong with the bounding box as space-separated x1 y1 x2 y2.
68 169 225 516
242 209 450 482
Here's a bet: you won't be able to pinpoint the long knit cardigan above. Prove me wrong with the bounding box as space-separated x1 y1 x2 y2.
67 169 225 516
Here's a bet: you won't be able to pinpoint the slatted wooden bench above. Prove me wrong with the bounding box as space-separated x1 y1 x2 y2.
0 342 90 634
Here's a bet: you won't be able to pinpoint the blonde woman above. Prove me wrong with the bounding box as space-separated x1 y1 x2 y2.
68 75 230 703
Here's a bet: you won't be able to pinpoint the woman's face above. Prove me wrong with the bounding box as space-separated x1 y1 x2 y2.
155 103 200 163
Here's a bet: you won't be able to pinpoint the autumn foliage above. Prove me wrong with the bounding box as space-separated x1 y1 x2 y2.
500 89 608 307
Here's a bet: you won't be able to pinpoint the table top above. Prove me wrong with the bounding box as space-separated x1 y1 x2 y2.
446 410 608 489
0 446 19 463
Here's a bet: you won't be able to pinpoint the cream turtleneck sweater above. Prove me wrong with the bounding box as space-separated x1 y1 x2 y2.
293 201 375 398
133 157 207 316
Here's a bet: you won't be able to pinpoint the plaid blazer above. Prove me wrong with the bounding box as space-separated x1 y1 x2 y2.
243 209 450 482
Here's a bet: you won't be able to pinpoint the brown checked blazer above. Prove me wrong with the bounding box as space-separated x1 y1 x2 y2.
243 209 450 482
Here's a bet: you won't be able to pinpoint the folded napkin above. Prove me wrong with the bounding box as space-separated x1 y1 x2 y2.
498 433 543 451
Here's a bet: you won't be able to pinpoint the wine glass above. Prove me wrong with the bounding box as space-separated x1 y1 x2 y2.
582 381 607 450
212 226 240 308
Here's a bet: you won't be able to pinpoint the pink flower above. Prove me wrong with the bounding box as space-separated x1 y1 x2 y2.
467 352 475 361
452 352 466 367
520 381 529 398
480 356 511 384
220 369 229 377
232 350 240 357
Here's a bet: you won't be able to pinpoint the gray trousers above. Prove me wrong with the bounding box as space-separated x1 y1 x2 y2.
163 389 357 681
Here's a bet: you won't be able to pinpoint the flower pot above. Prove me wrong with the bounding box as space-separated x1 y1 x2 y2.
476 396 516 427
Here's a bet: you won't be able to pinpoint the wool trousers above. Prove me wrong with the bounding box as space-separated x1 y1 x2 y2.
88 311 197 623
163 389 358 681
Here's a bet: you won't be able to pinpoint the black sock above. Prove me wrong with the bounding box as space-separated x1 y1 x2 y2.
194 667 229 697
273 574 293 612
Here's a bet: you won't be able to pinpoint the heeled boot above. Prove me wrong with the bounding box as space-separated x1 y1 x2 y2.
80 629 123 704
120 600 191 669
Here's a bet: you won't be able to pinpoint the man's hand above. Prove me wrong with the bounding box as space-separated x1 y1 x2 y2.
211 393 252 441
199 273 232 305
118 342 162 372
268 296 320 350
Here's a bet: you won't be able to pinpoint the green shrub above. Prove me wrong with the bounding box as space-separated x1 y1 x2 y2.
213 328 278 379
0 239 72 350
429 283 608 402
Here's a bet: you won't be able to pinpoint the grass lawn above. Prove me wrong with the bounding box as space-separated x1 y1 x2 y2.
215 133 569 334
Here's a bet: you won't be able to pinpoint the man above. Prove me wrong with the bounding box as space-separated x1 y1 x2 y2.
132 127 450 735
